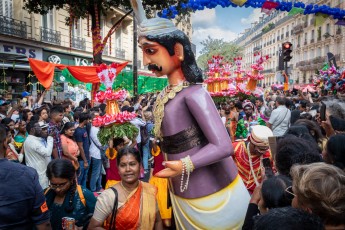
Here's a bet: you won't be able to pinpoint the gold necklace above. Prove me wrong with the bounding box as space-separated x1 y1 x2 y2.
153 81 190 140
120 181 131 194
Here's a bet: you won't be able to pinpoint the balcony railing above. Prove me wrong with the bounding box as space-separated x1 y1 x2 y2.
310 38 314 43
0 15 27 38
72 36 86 50
115 48 126 59
40 27 61 45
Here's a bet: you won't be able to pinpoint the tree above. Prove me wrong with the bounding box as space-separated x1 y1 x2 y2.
197 36 243 70
23 0 190 65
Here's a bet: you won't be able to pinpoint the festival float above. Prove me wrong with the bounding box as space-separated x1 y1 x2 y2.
205 55 236 98
205 54 268 102
92 63 138 145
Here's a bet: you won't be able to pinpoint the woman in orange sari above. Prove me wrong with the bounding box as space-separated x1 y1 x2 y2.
88 147 163 230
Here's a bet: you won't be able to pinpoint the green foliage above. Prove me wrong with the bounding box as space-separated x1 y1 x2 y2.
98 122 138 146
262 23 275 33
196 36 243 70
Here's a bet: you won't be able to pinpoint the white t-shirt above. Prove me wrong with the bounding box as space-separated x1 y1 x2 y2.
269 105 291 137
130 117 146 144
89 126 102 159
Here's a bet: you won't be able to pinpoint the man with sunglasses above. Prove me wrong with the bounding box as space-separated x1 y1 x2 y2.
233 125 274 193
24 120 54 189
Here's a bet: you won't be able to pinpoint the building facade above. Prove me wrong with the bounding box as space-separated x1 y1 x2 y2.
0 0 193 99
233 0 344 87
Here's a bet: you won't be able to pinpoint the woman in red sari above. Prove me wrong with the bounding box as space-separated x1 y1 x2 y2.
88 147 163 230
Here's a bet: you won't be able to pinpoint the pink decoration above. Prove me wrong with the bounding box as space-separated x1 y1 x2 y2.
92 111 137 127
95 89 127 103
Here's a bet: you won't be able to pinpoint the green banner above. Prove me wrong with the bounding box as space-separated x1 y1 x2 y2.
288 7 304 16
61 69 168 94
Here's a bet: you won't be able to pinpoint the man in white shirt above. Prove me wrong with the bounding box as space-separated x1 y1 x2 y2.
24 121 54 189
267 97 291 137
89 117 104 192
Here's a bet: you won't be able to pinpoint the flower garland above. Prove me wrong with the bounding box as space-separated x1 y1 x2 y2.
95 89 127 103
92 111 137 127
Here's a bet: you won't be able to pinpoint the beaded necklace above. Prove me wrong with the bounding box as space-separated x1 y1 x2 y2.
246 142 262 186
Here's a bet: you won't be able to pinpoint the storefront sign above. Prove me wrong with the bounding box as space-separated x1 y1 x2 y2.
0 42 43 60
44 50 92 66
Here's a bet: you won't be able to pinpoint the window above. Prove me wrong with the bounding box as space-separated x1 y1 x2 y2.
304 33 307 42
72 19 82 38
310 49 314 59
325 45 329 55
311 30 315 39
42 9 54 29
115 27 122 49
0 0 12 18
317 47 321 56
326 23 330 33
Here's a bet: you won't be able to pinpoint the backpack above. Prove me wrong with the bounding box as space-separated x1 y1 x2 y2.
140 124 149 145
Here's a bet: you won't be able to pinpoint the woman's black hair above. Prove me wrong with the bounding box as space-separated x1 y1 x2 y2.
116 147 141 167
60 122 76 140
22 109 32 122
294 119 324 144
46 159 76 213
261 175 293 209
1 118 13 126
284 125 316 144
326 134 345 170
275 134 322 177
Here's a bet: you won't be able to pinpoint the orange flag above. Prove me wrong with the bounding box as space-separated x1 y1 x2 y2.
28 58 66 88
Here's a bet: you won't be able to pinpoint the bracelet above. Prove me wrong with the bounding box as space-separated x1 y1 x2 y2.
180 155 194 193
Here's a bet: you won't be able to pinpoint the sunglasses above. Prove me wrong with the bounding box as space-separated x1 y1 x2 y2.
285 186 295 197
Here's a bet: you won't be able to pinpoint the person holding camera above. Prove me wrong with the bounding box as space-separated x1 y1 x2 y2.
24 120 54 189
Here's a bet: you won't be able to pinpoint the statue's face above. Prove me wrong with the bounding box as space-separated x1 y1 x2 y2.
139 37 181 77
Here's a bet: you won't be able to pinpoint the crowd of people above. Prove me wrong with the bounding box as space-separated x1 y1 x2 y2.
0 87 344 230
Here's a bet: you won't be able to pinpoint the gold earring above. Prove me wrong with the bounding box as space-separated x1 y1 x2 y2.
178 56 183 61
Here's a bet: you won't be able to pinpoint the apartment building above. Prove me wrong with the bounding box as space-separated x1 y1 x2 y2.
0 0 193 99
234 0 345 87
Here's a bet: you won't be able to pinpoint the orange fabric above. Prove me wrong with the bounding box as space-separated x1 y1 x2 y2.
63 62 128 83
28 58 65 88
105 183 142 230
29 58 128 86
232 141 271 193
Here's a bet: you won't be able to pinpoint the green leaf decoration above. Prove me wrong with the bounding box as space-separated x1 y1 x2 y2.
97 122 138 146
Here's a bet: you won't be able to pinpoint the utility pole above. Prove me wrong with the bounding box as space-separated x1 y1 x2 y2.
133 12 138 97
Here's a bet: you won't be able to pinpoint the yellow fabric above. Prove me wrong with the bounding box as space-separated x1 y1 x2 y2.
105 180 120 189
149 176 172 219
140 182 157 230
170 175 250 230
77 185 86 206
151 146 161 157
105 148 117 160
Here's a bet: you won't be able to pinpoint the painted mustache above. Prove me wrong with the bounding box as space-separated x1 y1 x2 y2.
148 64 162 72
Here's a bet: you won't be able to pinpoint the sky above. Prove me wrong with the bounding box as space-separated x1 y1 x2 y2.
192 6 265 57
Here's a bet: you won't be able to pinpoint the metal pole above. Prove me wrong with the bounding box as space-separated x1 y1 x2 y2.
133 13 138 97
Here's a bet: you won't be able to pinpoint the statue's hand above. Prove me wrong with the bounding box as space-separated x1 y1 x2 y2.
154 160 182 178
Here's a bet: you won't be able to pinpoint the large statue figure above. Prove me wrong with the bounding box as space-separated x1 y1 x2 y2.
130 1 250 229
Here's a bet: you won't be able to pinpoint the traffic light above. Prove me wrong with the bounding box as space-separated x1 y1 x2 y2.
282 42 293 62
